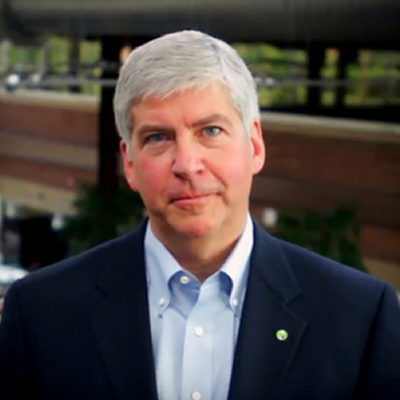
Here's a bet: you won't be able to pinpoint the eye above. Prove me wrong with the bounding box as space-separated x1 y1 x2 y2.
145 133 167 143
203 126 222 137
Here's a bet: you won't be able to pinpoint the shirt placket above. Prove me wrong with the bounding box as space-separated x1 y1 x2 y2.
180 279 222 400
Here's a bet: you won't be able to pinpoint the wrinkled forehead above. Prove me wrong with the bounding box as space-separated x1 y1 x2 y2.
129 81 241 130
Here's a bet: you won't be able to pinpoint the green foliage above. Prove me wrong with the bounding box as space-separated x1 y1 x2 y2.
46 38 68 73
274 207 367 272
3 38 400 106
62 182 145 254
80 40 101 65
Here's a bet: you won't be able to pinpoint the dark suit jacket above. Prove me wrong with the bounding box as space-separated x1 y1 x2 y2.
0 220 399 400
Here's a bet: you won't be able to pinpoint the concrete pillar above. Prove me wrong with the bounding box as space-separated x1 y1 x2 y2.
335 49 350 108
360 51 370 104
98 36 125 198
335 48 358 109
306 44 326 108
69 37 81 93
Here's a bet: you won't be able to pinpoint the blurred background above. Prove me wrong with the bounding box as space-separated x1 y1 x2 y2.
0 0 399 296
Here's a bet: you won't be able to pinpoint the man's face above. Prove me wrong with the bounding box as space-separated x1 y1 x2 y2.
121 82 265 242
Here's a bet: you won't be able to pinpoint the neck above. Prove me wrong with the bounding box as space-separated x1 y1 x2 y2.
150 215 248 282
170 237 240 282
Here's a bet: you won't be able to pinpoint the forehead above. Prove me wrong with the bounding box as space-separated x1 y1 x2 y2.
130 82 240 126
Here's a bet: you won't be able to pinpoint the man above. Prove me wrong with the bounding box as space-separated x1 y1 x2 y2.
0 31 399 400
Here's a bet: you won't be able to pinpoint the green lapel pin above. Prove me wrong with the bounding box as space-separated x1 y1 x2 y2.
276 329 289 341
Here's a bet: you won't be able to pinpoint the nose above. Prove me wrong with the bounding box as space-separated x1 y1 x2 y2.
171 138 205 179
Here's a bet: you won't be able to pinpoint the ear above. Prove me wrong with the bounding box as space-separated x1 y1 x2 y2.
120 140 138 191
250 120 266 174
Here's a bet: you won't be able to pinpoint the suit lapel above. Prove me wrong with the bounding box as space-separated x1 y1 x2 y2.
92 221 158 400
228 224 307 400
90 220 306 400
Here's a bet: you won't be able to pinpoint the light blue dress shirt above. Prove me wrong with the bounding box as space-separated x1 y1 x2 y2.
145 215 254 400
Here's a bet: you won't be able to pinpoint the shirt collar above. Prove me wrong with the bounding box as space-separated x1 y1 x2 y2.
145 215 254 318
219 214 253 317
145 224 181 315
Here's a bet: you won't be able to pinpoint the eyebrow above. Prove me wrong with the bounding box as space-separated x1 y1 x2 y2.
191 113 233 128
134 113 233 138
135 124 173 138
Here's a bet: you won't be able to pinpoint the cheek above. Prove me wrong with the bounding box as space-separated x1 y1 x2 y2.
218 145 254 179
134 159 169 198
206 147 254 198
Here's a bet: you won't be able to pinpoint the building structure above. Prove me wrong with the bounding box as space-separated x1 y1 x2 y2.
0 89 399 288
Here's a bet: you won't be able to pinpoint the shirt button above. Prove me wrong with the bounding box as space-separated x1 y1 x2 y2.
194 326 204 337
232 298 238 307
180 275 190 285
191 391 201 400
159 297 165 306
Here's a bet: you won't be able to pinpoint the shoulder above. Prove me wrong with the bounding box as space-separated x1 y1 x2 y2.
277 235 383 289
11 221 147 298
254 224 393 307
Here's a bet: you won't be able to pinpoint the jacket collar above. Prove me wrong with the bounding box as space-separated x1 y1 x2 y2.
251 222 301 303
228 223 306 400
92 220 158 400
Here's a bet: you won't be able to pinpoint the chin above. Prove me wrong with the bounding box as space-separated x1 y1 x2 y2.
172 218 217 238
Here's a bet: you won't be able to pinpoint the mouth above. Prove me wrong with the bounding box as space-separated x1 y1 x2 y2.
170 193 213 206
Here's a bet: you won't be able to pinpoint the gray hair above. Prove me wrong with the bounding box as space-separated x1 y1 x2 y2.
113 30 260 143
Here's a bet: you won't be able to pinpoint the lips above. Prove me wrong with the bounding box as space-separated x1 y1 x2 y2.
172 193 209 201
170 193 214 206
